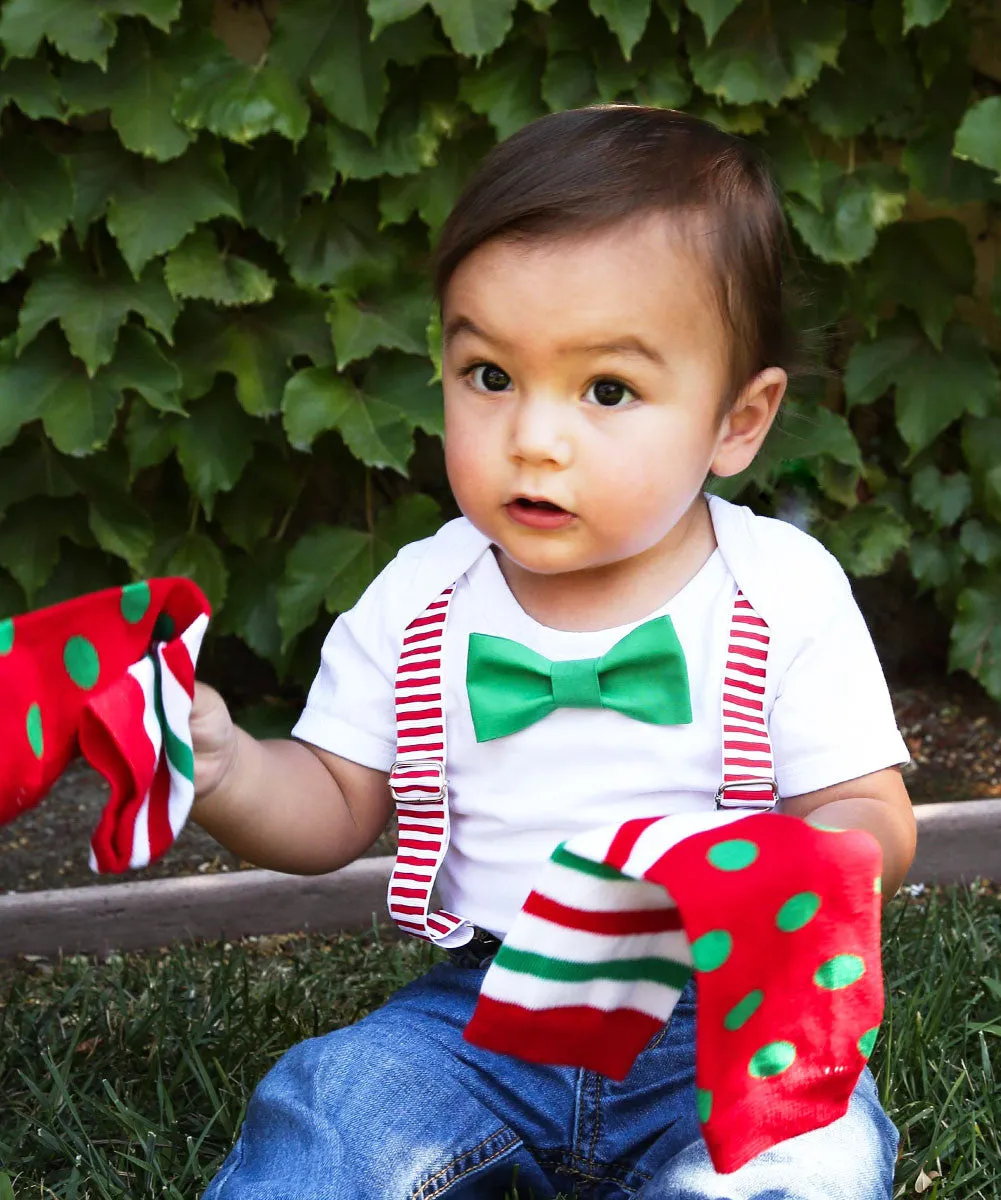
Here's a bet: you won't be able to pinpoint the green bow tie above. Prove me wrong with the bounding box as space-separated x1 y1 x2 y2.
466 616 692 743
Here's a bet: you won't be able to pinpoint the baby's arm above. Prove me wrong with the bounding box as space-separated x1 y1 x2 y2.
779 767 916 901
186 682 394 875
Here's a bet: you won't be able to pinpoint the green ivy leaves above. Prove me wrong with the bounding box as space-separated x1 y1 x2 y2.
846 319 1000 458
688 0 845 107
0 137 73 281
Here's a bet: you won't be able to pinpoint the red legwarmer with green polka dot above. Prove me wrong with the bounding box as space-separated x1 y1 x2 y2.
0 578 210 872
464 812 884 1174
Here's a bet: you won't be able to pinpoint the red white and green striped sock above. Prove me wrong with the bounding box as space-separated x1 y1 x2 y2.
464 811 884 1175
0 578 210 873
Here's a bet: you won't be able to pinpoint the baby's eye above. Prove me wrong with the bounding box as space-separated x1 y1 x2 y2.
584 378 636 408
467 363 512 393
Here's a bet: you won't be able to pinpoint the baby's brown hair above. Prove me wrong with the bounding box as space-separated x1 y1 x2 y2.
432 106 799 408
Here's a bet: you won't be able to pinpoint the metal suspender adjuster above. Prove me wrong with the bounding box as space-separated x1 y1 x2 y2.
388 759 447 804
714 779 779 810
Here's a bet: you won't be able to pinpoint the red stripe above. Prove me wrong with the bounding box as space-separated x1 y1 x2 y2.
390 903 426 916
723 677 766 696
403 628 442 645
395 725 444 739
728 642 766 661
396 854 437 868
426 917 452 936
146 754 174 862
397 659 442 675
523 891 682 935
724 756 773 769
161 640 195 699
391 886 430 900
394 871 433 883
396 692 444 706
408 613 446 629
464 998 663 1083
729 628 769 644
723 740 772 752
604 815 662 871
723 693 764 711
398 838 443 852
396 741 444 753
395 707 442 722
732 614 768 628
725 660 766 679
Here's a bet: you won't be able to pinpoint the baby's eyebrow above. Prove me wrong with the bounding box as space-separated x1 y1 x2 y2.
568 337 665 367
444 316 664 368
443 315 497 347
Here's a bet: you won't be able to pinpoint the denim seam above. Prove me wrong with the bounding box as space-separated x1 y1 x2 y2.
537 1153 649 1193
586 1071 603 1171
410 1126 519 1199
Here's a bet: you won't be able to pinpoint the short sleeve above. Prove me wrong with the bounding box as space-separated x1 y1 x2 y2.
769 570 910 798
290 564 404 772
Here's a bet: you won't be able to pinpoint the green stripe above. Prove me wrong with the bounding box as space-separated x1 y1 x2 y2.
151 652 195 784
494 945 692 991
552 844 630 882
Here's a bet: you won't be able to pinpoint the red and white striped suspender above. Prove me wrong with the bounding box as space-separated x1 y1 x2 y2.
386 586 474 947
717 590 778 809
385 583 778 943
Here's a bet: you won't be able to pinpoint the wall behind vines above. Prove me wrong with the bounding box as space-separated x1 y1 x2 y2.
0 0 999 708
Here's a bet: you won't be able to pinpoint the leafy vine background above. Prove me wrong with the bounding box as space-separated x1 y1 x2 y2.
0 0 998 708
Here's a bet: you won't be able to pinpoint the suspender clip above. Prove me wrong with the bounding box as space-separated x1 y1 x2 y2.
389 758 447 804
715 779 779 810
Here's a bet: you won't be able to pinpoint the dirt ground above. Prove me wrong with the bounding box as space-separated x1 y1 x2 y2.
1 679 998 896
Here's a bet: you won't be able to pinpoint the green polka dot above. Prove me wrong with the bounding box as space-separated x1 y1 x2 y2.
814 954 866 990
776 891 822 933
153 613 175 642
64 636 101 690
696 1089 713 1123
748 1041 796 1079
724 989 764 1031
857 1027 879 1058
707 839 759 871
0 617 13 655
873 876 882 895
121 581 151 624
26 704 43 759
691 930 732 973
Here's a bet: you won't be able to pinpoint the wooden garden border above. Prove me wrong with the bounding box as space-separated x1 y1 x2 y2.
1 799 999 959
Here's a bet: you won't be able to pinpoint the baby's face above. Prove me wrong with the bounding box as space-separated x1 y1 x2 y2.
441 215 741 581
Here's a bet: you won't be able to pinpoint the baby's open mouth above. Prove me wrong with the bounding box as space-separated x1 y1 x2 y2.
511 497 569 514
505 497 576 528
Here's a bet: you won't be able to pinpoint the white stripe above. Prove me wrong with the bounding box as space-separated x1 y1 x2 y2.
543 861 676 913
157 644 196 836
129 794 152 869
480 964 685 1021
128 657 163 763
504 911 692 966
181 611 210 659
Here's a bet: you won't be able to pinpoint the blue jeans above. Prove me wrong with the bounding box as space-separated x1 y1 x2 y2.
203 964 897 1199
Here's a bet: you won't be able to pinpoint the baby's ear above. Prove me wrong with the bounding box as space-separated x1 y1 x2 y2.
710 367 787 479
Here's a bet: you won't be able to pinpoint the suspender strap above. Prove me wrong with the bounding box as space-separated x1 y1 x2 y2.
717 589 778 810
387 585 474 948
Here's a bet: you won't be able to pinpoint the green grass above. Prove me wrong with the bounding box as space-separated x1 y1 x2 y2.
1 887 1000 1199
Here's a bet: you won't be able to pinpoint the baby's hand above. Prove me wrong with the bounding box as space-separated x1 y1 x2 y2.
189 681 239 804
